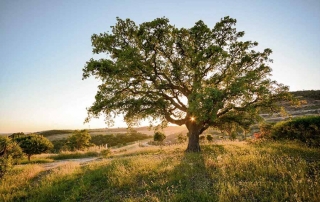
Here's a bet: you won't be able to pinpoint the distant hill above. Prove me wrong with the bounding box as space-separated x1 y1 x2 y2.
291 90 320 101
36 130 74 137
33 126 187 141
260 90 320 123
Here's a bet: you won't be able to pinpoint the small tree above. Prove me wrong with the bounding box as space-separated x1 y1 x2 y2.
16 134 53 161
154 132 166 144
66 130 92 151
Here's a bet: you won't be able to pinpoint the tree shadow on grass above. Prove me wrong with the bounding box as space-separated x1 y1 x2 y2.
167 144 226 201
137 144 226 201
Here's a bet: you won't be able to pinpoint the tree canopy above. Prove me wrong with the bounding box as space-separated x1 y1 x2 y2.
16 134 53 161
83 16 291 152
66 130 92 151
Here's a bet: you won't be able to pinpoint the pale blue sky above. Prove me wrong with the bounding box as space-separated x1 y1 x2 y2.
1 0 319 133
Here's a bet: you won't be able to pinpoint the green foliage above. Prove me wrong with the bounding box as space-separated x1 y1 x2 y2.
100 149 111 158
153 131 166 143
90 132 149 147
271 116 320 147
0 136 24 178
15 134 53 161
217 121 243 140
66 130 93 151
51 139 68 152
52 151 99 160
19 158 54 165
83 16 292 151
9 132 25 139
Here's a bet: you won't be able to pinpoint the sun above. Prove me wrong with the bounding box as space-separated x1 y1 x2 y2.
190 117 195 121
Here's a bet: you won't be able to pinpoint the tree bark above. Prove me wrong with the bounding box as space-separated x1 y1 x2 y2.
28 155 31 161
185 121 203 152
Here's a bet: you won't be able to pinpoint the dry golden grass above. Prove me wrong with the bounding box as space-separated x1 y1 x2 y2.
1 140 319 201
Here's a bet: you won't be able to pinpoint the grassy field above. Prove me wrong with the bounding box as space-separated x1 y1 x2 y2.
1 140 319 202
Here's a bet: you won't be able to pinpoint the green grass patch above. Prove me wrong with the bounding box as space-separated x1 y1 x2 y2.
1 141 319 201
51 151 99 160
19 158 54 165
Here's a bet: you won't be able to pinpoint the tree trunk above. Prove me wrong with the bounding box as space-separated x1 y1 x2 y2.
185 122 203 152
28 155 31 161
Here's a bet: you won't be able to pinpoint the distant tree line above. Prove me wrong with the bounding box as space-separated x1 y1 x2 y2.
51 132 150 152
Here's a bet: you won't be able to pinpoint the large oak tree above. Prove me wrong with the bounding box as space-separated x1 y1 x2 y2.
83 17 291 152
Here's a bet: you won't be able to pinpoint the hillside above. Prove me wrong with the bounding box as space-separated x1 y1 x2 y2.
260 90 320 123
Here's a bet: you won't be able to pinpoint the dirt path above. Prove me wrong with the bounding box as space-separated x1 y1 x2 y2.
41 157 100 170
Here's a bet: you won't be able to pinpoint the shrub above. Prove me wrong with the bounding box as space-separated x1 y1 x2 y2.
271 116 320 147
206 135 213 142
229 132 237 140
100 149 111 157
153 132 166 143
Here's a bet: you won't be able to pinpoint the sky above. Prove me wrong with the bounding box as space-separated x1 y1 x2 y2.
0 0 319 133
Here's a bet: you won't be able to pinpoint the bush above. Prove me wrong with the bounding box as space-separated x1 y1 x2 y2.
153 132 166 143
271 116 320 147
100 149 111 157
0 137 24 178
206 135 213 142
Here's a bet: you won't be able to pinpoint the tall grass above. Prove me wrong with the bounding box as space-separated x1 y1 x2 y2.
51 146 109 160
1 141 319 201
